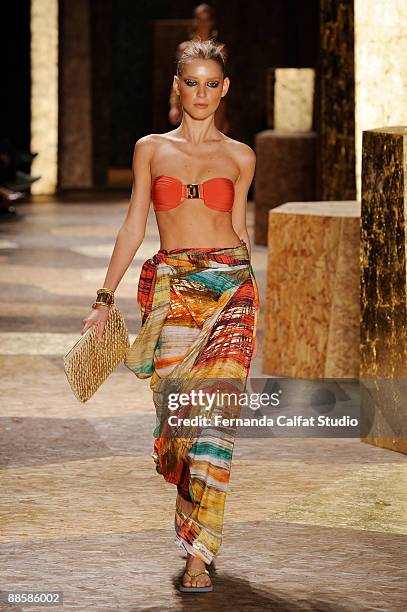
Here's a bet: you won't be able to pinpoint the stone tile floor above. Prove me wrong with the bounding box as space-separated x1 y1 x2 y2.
0 198 406 611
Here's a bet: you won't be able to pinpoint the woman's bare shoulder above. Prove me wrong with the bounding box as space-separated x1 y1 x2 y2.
138 132 177 143
223 137 256 164
134 133 173 154
135 133 162 146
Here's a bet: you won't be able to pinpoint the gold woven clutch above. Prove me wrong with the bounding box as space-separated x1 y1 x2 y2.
63 306 130 403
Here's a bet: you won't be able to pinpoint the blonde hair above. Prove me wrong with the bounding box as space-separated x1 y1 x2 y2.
194 3 215 18
176 39 226 78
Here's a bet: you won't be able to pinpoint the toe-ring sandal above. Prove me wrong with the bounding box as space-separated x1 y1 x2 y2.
179 568 213 593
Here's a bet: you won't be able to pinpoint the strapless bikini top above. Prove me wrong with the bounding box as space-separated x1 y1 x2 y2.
151 175 234 212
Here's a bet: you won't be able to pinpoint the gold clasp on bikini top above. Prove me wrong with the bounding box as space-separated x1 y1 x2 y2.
186 183 200 199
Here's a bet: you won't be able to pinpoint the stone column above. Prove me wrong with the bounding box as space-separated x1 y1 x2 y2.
58 0 93 189
30 0 58 195
360 127 407 454
317 0 355 200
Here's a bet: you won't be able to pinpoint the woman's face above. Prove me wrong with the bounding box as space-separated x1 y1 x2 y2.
174 59 229 119
193 11 215 37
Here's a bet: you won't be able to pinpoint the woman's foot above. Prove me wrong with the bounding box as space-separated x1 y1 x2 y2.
181 553 212 589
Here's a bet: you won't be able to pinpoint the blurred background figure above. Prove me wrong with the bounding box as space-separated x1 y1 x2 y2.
0 136 40 218
168 3 229 134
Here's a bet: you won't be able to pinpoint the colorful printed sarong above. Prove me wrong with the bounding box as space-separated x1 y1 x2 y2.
125 238 260 563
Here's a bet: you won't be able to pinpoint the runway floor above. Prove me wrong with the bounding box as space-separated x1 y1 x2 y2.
0 198 406 611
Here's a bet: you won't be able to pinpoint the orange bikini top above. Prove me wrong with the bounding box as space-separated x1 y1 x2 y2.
151 175 234 212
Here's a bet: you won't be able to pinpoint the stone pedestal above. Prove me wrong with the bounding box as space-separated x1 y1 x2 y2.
254 130 317 245
360 127 407 454
263 201 360 378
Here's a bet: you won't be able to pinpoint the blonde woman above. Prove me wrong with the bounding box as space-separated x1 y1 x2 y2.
82 40 259 593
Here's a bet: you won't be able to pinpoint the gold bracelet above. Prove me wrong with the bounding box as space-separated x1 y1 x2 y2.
93 295 114 305
92 301 111 309
97 287 114 295
95 288 115 306
96 287 114 293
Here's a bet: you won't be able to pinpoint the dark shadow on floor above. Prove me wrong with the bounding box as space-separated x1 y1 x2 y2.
166 568 349 612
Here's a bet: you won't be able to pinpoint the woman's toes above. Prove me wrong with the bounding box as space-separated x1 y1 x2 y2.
182 571 211 589
182 573 192 588
196 573 211 588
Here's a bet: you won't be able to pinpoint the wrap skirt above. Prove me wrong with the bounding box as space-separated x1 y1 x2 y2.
125 238 260 563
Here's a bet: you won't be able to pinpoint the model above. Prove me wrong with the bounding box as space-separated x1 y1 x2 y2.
81 39 259 594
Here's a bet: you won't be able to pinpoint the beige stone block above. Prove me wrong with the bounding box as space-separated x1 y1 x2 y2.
264 201 360 378
274 68 315 132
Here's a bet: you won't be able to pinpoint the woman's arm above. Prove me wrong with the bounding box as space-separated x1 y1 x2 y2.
101 137 153 291
231 143 256 260
81 136 154 338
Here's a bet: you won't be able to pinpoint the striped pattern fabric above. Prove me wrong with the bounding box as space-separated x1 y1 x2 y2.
125 239 259 563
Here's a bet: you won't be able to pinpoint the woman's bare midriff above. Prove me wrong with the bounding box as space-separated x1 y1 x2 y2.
155 198 241 250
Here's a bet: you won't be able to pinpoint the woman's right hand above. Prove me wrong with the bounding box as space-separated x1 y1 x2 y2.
82 305 109 341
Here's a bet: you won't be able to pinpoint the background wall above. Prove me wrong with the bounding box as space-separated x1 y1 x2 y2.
0 2 31 151
0 0 319 191
96 0 319 172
